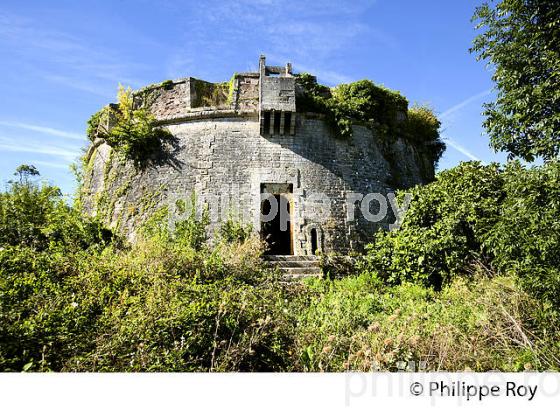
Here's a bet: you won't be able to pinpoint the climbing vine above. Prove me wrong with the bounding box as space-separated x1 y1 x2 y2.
86 85 171 165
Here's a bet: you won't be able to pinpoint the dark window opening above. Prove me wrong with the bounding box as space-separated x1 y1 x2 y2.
261 194 292 255
284 112 292 135
273 111 281 135
263 111 271 134
310 228 318 255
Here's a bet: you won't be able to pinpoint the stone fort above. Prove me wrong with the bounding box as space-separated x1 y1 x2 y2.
82 56 439 256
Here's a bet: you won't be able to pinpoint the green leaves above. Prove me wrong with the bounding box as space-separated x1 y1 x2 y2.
363 160 560 313
471 0 560 161
295 74 445 168
0 170 112 252
363 162 503 288
87 85 172 166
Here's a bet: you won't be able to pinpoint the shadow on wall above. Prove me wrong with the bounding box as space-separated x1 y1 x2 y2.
138 134 184 172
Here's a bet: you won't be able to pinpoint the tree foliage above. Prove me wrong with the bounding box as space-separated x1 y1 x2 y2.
0 168 111 251
362 160 560 314
471 0 560 161
13 164 40 184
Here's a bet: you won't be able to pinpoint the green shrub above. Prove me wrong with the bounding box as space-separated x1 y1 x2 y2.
0 172 294 371
294 273 559 371
174 201 209 251
485 160 560 313
219 217 253 244
87 85 171 165
319 254 363 279
62 237 292 371
362 161 504 288
0 169 112 251
296 75 408 140
362 160 560 313
406 105 446 165
140 194 210 251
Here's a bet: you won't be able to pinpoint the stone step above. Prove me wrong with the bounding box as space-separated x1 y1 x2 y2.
283 270 323 281
280 266 322 275
274 267 324 281
265 260 320 268
263 255 324 280
263 255 319 262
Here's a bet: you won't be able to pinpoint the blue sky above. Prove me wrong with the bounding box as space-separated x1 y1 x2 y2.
0 0 506 196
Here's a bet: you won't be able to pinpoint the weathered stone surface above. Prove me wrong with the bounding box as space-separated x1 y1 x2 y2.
81 56 436 255
82 114 429 254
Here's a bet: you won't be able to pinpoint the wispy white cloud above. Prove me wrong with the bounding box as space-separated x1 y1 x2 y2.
0 11 147 96
266 21 370 60
32 160 73 170
219 0 378 19
41 74 114 98
438 89 494 162
440 88 493 120
0 121 85 141
0 136 80 161
443 137 484 162
169 0 387 82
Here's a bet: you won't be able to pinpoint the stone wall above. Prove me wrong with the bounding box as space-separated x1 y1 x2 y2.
133 77 233 122
81 113 429 255
232 73 259 111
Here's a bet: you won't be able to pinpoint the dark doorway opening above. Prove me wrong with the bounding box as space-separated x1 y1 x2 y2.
284 112 292 134
261 193 292 255
310 228 318 255
273 111 281 135
263 111 271 134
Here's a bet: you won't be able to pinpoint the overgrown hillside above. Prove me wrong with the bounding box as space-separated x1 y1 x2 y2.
1 162 559 372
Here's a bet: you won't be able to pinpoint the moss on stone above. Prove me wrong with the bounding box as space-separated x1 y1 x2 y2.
192 79 230 108
160 79 174 90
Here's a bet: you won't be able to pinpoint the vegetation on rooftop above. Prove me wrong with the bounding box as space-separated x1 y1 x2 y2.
86 85 171 166
295 74 445 166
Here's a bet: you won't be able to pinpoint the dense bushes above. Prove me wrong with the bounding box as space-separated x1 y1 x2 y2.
0 166 112 251
294 274 558 371
296 75 408 140
295 75 444 168
362 160 560 313
1 164 559 372
0 173 296 371
485 161 560 312
0 236 296 371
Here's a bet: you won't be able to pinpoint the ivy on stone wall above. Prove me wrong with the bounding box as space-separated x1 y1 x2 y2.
86 85 171 165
